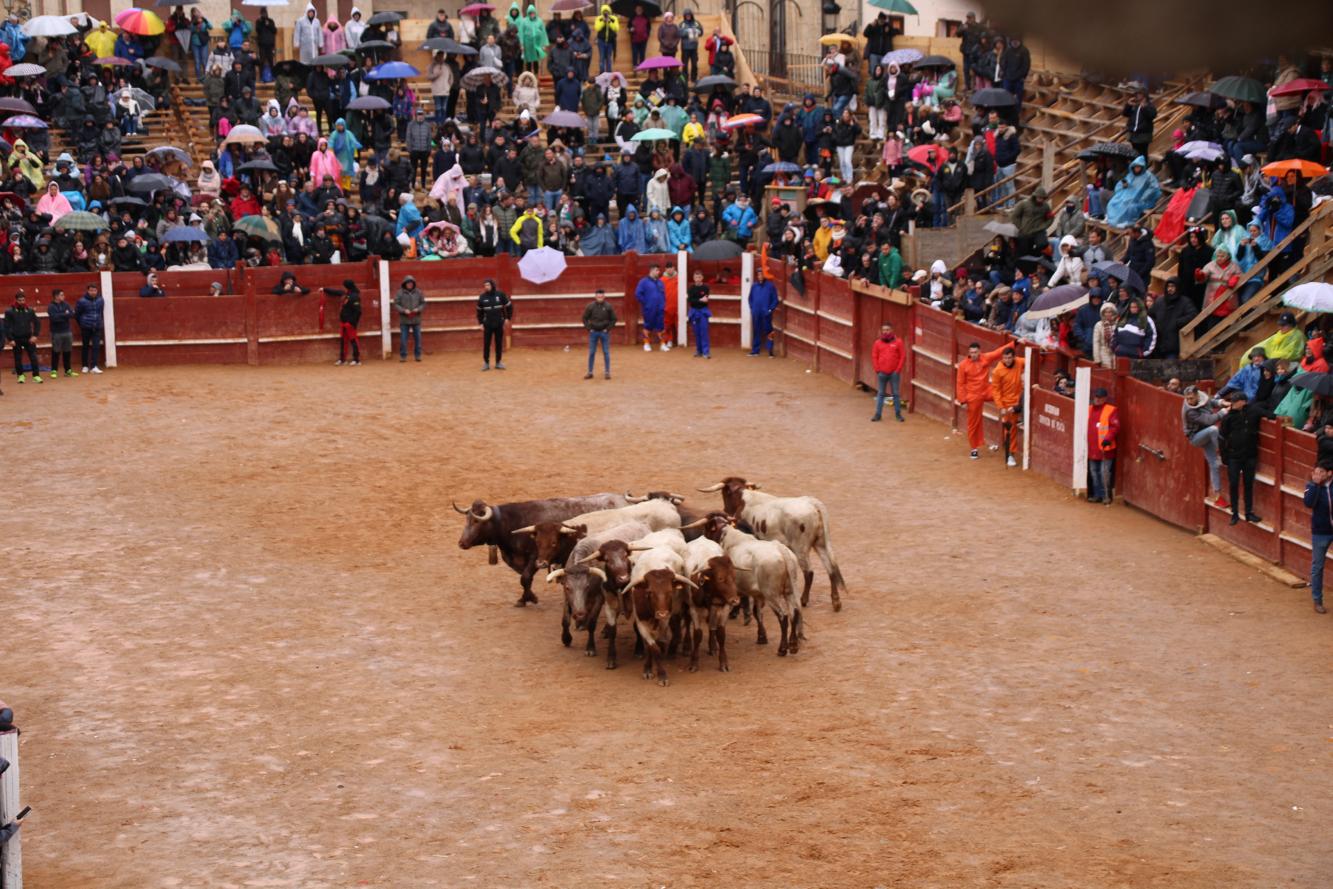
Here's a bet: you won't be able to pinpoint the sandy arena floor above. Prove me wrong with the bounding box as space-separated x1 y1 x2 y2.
4 347 1332 888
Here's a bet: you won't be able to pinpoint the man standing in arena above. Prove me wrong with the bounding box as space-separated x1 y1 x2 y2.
634 264 667 352
583 288 616 379
990 345 1025 466
955 340 1009 459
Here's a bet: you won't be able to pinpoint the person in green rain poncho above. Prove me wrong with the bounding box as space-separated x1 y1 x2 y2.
329 118 362 190
519 5 548 73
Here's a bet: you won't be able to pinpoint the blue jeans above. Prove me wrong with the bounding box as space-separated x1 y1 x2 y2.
1312 534 1333 605
932 191 949 228
688 309 710 355
192 44 208 79
874 371 901 419
993 163 1017 208
1189 427 1221 492
587 330 610 373
631 40 647 67
750 311 773 355
1089 458 1113 501
399 322 421 359
1237 278 1264 305
433 96 447 124
598 39 615 73
543 189 562 211
831 94 851 120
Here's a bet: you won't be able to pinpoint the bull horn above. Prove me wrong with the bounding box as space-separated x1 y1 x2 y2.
511 525 536 535
451 501 470 514
732 566 752 572
680 518 708 530
559 523 584 535
668 492 687 502
673 573 699 590
474 505 494 521
696 482 726 493
546 569 566 583
745 483 761 490
628 543 654 552
624 491 649 503
587 566 608 582
577 552 603 565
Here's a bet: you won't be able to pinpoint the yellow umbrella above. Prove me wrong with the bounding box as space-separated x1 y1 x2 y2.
819 33 862 47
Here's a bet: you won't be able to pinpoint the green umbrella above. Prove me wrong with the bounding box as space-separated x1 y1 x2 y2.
631 127 678 142
868 0 918 12
1207 76 1266 105
53 211 106 232
232 214 279 240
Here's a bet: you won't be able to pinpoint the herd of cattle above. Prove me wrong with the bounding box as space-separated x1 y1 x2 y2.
453 479 849 685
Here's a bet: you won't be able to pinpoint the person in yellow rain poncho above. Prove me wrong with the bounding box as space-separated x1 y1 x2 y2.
594 4 619 75
1239 310 1306 369
9 139 43 190
85 22 118 59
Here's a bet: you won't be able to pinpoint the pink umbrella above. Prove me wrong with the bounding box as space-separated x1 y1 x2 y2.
721 113 764 130
550 0 592 11
517 246 567 284
636 55 682 71
459 2 495 13
423 220 461 236
94 57 134 66
541 110 584 127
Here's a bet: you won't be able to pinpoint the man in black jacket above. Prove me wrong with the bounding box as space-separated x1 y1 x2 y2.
998 36 1030 111
477 278 513 371
582 288 616 379
324 280 362 366
1122 89 1156 159
1303 462 1333 613
1219 390 1274 525
255 9 277 79
4 290 40 384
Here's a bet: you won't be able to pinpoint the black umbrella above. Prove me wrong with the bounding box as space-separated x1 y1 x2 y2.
1091 141 1137 159
803 198 844 224
694 239 743 261
348 95 391 111
1017 254 1055 271
1077 148 1102 161
367 11 403 25
356 39 394 53
0 97 35 115
1176 90 1227 110
1293 373 1333 397
970 87 1016 108
238 159 279 173
311 53 352 67
692 74 736 91
144 56 181 74
1208 75 1266 105
126 173 174 193
912 54 956 69
421 37 478 55
109 195 148 207
1092 260 1145 294
611 0 660 16
1311 174 1333 197
1024 284 1089 320
273 60 306 77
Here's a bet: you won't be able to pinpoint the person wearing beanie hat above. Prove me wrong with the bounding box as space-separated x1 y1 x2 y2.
4 290 40 384
1087 386 1119 504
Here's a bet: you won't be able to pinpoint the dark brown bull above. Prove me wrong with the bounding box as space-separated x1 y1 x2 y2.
681 554 742 672
453 493 629 606
627 567 694 687
510 521 588 570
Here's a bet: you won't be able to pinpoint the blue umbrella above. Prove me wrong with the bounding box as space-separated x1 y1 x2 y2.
162 225 209 242
762 161 802 174
367 61 420 80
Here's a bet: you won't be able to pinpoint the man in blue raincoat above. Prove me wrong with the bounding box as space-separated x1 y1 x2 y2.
747 267 779 356
1104 155 1161 227
633 263 667 351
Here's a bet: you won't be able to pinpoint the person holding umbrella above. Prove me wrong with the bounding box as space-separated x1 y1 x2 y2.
477 278 513 371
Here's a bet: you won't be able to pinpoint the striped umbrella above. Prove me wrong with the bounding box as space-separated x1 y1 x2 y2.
721 113 765 130
115 8 165 35
54 211 107 232
4 63 46 77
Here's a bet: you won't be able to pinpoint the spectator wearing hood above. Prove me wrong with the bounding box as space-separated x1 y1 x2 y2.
1149 278 1192 359
393 275 424 362
1234 221 1271 304
1124 225 1156 284
617 204 646 252
208 229 240 269
1105 156 1161 227
294 3 325 65
581 213 618 255
666 206 692 252
1112 297 1157 358
1257 182 1297 275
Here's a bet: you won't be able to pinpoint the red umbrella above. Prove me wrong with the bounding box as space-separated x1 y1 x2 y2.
907 144 946 172
459 2 495 14
720 112 764 130
1269 78 1330 97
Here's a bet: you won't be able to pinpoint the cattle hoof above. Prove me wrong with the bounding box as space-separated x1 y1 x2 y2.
688 663 699 673
606 661 617 670
719 663 730 672
658 677 669 687
643 669 653 680
727 605 741 620
743 615 752 626
788 643 799 655
777 647 788 657
800 593 810 607
756 635 767 645
561 634 572 647
585 647 597 657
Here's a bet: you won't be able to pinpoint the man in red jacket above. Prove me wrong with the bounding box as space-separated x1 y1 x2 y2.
871 322 905 422
1087 386 1120 504
955 340 1011 458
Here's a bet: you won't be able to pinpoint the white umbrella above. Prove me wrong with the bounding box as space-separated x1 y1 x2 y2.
4 64 47 78
221 124 267 145
22 15 78 37
1282 282 1333 313
517 246 567 284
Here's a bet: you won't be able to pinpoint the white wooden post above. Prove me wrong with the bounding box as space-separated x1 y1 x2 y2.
1022 346 1033 471
676 249 688 346
100 269 117 368
379 259 391 360
1073 365 1092 493
740 251 754 350
1 725 21 889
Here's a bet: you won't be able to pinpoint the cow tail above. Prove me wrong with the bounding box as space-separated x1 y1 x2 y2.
814 499 846 595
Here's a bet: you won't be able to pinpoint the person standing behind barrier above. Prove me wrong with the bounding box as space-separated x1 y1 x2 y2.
583 288 615 379
5 291 41 384
1219 390 1271 526
1181 386 1228 509
1087 387 1119 504
323 280 361 366
46 289 77 379
75 284 105 374
954 341 1008 459
747 269 779 357
1303 462 1333 614
477 278 513 371
871 322 904 423
394 275 424 362
634 264 667 352
990 346 1025 464
686 269 711 358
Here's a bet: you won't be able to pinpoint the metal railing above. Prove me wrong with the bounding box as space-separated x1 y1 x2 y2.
747 49 825 99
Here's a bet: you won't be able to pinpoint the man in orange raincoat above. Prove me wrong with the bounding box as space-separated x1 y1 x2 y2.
955 339 1011 459
989 345 1025 467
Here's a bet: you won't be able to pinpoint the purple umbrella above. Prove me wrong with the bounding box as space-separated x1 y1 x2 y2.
517 246 567 284
0 98 36 114
636 55 682 71
541 110 584 128
1024 285 1089 321
1 115 47 129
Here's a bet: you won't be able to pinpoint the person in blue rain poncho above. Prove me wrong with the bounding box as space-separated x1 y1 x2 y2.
1104 155 1161 227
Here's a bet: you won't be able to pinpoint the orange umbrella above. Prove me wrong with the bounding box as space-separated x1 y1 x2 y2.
1261 158 1328 180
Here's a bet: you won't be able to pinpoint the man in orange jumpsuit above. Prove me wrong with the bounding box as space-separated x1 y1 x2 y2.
989 345 1025 467
955 340 1011 460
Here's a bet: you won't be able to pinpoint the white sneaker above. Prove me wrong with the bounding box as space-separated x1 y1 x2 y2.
80 366 88 373
1006 455 1018 467
91 366 103 374
643 343 651 352
660 343 671 351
